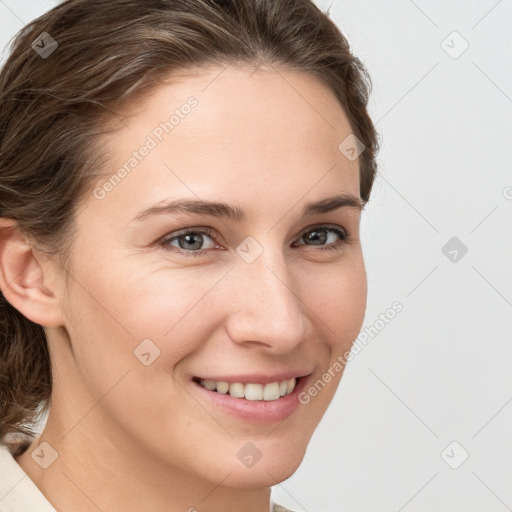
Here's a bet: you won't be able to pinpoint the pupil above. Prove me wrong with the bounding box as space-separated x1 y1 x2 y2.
181 233 202 250
307 229 327 245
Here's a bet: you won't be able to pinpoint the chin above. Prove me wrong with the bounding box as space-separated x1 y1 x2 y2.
222 446 307 488
225 464 301 489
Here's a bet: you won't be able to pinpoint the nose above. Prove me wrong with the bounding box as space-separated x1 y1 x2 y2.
223 245 310 353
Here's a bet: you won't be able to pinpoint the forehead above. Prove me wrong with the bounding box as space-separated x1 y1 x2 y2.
92 65 360 217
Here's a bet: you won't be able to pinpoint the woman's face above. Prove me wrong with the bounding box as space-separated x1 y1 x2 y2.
55 64 367 487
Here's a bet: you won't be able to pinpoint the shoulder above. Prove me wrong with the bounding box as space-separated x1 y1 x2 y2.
1 431 34 457
0 434 56 512
272 503 298 512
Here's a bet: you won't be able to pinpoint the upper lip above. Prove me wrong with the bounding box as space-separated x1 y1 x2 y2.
193 371 312 386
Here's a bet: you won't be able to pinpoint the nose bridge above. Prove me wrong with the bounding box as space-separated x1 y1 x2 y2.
225 241 307 349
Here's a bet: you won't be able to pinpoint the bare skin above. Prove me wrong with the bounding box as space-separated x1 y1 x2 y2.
2 64 367 512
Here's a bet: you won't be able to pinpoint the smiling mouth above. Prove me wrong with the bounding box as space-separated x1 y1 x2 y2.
192 376 299 401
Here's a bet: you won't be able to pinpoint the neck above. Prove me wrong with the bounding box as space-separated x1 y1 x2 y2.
14 370 272 512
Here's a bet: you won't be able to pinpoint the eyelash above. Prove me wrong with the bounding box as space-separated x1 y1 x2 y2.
158 224 350 257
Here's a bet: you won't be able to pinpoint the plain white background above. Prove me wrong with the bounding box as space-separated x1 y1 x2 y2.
0 1 510 511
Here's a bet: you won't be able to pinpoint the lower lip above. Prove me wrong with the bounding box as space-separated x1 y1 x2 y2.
191 376 310 423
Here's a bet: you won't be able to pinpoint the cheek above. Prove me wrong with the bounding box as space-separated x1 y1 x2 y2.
305 256 367 348
60 266 208 434
64 258 228 370
113 267 228 350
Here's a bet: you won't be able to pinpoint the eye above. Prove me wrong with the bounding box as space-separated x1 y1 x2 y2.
159 224 350 257
160 227 218 256
293 224 349 251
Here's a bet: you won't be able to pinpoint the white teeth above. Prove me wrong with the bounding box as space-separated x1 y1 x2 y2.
198 378 297 400
216 381 229 394
263 382 281 401
245 383 263 401
204 379 216 390
229 382 245 398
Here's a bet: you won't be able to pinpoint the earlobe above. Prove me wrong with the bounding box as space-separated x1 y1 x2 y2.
0 218 65 327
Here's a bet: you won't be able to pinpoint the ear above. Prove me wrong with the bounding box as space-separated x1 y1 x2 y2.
0 218 65 327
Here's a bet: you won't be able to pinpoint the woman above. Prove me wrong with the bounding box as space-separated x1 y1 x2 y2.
0 0 379 510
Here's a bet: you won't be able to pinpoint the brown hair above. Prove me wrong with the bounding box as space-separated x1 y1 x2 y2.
0 0 379 445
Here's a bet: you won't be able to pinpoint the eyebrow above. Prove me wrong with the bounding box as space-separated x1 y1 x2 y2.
132 193 365 222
